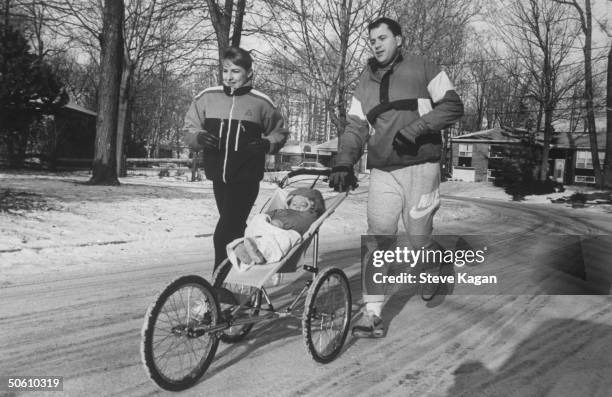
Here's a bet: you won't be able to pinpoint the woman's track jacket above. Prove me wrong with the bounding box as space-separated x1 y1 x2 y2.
183 84 289 183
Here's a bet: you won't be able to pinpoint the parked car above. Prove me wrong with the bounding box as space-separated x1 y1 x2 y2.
290 161 329 171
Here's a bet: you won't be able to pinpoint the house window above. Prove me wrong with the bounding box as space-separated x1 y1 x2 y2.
487 169 496 182
488 145 504 159
576 150 605 169
458 143 473 167
575 175 595 184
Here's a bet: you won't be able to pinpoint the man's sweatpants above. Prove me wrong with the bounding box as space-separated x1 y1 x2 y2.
362 162 441 305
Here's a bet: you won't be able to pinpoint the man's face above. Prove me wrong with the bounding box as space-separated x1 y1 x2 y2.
368 23 402 65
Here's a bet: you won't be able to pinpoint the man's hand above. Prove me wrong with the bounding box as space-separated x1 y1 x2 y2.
196 130 219 151
243 138 271 153
328 165 358 192
392 130 418 156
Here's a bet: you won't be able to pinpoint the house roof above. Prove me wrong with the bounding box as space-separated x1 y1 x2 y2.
279 144 304 154
64 102 97 117
453 126 607 150
551 131 606 149
451 128 524 144
314 138 338 153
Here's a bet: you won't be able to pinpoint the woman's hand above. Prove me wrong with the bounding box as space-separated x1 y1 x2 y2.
196 130 219 151
243 138 270 153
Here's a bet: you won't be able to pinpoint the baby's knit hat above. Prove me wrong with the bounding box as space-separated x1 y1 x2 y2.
287 188 326 217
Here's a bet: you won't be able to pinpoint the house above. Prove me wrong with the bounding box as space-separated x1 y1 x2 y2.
52 102 97 168
312 137 369 172
450 125 607 185
450 128 526 182
0 102 97 168
275 141 335 170
313 138 337 166
549 130 606 185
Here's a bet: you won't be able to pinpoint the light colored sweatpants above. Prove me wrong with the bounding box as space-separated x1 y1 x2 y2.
363 162 441 304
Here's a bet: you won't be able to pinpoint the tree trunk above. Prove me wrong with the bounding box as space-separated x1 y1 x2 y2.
581 0 602 187
231 0 246 47
604 44 612 188
207 0 247 83
89 0 123 185
116 59 133 178
539 107 553 181
334 0 351 137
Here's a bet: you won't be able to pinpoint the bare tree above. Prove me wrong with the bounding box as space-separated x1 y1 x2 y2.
206 0 246 82
89 0 124 185
493 0 583 181
393 0 479 74
43 0 215 174
607 43 612 188
258 0 385 138
554 0 603 187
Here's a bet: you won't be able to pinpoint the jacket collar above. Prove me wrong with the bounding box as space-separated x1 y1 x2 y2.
223 84 253 96
367 51 404 74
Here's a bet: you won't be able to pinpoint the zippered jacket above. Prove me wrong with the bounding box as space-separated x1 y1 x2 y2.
336 53 464 170
183 84 289 183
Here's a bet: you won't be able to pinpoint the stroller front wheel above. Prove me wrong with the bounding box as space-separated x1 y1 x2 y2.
302 267 352 363
141 275 220 391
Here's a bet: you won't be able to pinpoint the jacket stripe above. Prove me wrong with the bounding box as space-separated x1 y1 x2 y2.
249 89 276 108
223 95 237 183
366 99 418 125
235 121 242 151
417 98 433 117
348 97 367 121
195 85 224 99
427 72 455 103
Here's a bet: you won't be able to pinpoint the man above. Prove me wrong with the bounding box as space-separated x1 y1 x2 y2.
329 17 463 338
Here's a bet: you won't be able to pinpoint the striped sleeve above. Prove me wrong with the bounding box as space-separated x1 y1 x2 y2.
398 59 463 141
336 84 369 167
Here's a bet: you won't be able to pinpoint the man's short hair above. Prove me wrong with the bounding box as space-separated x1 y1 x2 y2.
368 17 402 37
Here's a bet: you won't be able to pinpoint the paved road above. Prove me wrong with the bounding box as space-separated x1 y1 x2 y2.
1 198 612 396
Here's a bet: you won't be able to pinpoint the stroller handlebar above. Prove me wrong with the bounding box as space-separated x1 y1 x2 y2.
280 168 331 189
286 168 331 178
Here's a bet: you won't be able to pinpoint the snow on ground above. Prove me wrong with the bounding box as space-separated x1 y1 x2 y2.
1 170 609 284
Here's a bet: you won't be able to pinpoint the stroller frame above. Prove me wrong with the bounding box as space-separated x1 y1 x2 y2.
141 169 353 392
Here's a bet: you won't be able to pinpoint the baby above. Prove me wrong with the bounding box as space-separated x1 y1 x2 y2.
228 188 325 267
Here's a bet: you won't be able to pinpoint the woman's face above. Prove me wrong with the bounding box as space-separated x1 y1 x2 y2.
222 59 251 90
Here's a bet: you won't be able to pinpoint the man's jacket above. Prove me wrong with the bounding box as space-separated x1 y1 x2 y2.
183 84 288 183
336 54 464 170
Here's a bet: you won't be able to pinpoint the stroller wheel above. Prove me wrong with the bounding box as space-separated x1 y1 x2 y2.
212 260 262 343
302 267 352 363
141 275 220 391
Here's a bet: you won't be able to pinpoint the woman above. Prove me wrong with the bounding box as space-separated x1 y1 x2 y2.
183 47 289 271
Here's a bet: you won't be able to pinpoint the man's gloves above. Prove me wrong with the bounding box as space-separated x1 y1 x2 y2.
196 130 219 151
328 165 358 192
243 138 271 153
392 130 418 156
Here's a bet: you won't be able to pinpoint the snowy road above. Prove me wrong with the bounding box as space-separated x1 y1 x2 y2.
1 197 612 397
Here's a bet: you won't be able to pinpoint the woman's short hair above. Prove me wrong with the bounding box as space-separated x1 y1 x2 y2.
222 47 253 71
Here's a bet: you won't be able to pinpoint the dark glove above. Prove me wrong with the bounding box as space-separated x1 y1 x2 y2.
392 130 418 156
328 165 358 192
196 130 219 151
243 138 271 153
